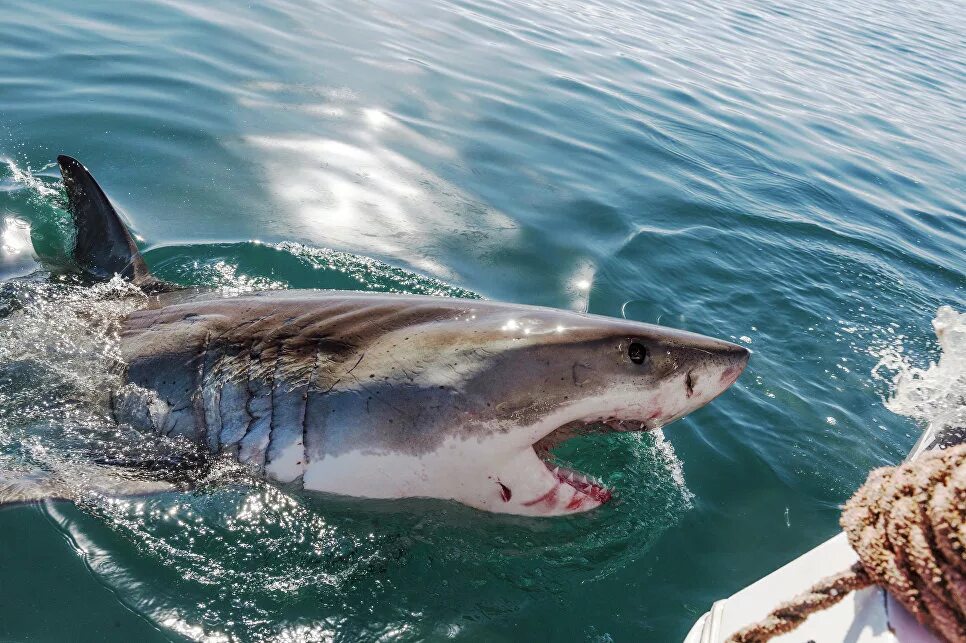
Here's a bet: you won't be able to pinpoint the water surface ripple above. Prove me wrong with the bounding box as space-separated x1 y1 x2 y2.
0 0 963 640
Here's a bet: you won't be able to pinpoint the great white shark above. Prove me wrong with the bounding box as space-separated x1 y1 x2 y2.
0 156 748 517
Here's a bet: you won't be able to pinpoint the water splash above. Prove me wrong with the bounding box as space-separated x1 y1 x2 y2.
0 276 142 373
0 157 73 267
0 157 59 199
0 276 147 476
189 256 287 294
872 306 966 440
650 430 694 506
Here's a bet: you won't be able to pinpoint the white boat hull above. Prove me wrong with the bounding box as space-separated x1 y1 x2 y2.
684 533 939 642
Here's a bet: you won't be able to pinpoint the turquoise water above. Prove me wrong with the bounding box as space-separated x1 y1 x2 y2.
0 0 963 640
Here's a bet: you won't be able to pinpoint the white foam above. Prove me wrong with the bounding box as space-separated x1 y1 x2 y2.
649 429 694 505
872 306 966 437
1 157 58 198
0 276 145 399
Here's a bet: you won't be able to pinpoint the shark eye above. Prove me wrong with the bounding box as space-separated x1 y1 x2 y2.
628 342 647 364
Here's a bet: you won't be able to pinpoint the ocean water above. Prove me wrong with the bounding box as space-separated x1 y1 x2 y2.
0 0 963 640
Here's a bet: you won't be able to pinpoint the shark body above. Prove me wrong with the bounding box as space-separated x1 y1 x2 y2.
1 156 749 516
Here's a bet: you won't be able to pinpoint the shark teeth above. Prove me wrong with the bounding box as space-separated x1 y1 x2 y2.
544 462 611 502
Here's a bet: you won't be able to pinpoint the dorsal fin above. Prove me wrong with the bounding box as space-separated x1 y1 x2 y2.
57 155 151 283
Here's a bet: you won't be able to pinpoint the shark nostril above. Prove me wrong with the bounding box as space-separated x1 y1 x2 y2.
685 370 695 397
628 342 647 364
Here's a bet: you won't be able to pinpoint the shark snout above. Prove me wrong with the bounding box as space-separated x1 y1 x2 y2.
716 343 750 388
668 338 749 421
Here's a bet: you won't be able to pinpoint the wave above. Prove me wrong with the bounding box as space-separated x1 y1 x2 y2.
873 306 966 451
0 157 59 199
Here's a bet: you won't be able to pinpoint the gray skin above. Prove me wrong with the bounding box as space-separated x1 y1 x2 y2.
113 289 749 515
47 155 750 516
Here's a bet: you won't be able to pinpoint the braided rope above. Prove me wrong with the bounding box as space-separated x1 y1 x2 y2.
728 445 966 643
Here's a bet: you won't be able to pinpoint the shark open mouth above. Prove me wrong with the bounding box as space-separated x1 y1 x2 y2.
532 418 657 507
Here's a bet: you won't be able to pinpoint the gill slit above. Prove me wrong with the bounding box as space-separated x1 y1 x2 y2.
264 349 281 470
242 345 257 453
300 342 325 486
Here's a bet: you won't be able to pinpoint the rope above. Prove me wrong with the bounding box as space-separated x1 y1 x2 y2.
727 444 966 643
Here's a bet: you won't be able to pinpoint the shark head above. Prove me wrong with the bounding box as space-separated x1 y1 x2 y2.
299 295 749 516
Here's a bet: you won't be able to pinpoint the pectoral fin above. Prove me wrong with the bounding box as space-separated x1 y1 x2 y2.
0 467 175 508
0 470 70 506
